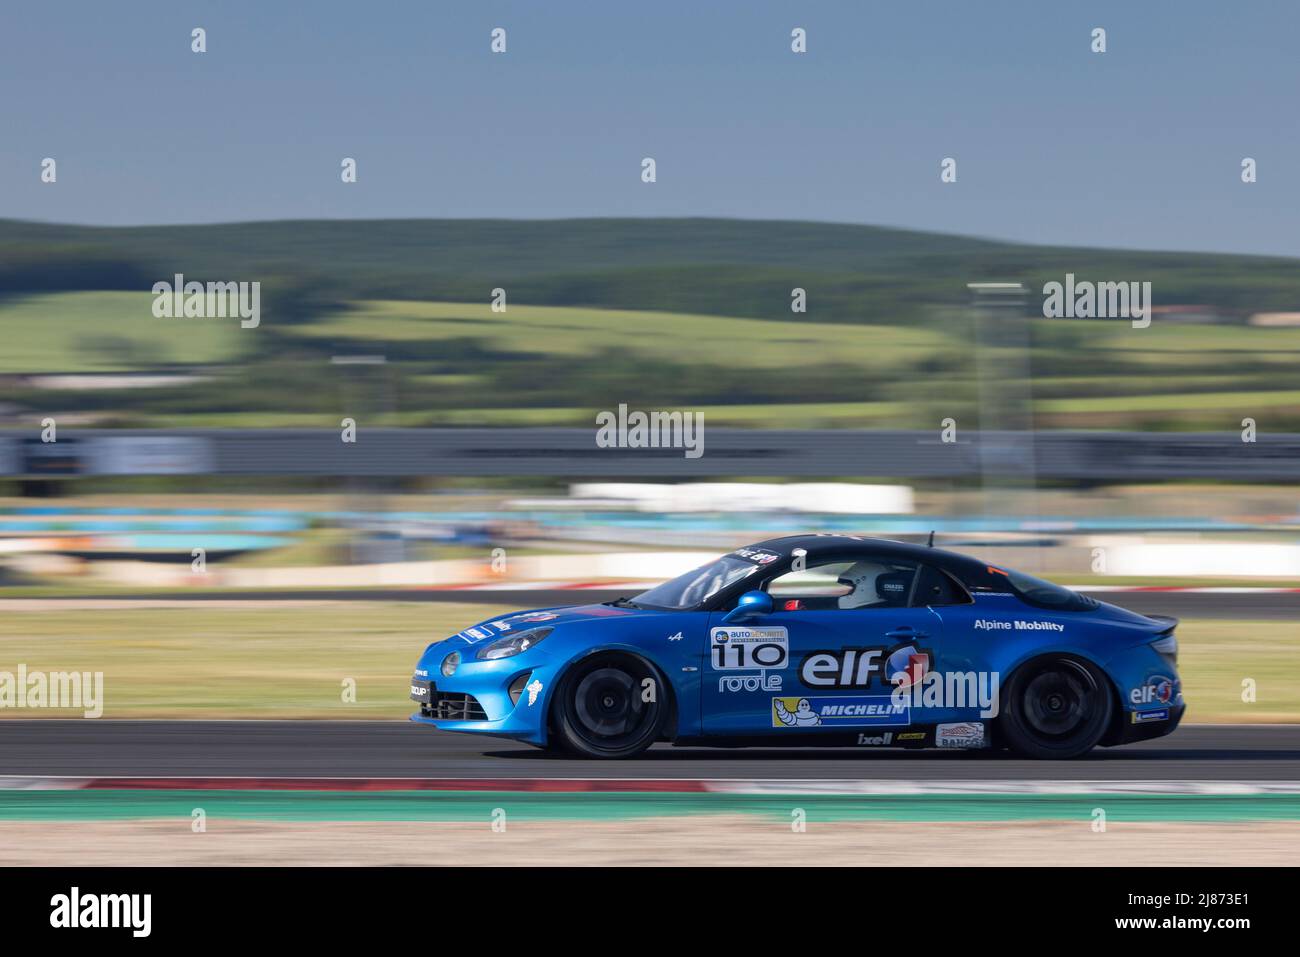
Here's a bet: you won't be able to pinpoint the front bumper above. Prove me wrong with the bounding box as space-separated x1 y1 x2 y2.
407 653 559 746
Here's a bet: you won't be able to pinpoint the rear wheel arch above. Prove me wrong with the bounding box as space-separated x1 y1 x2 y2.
997 651 1120 759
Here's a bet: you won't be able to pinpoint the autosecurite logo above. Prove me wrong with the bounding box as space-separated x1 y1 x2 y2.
771 695 910 728
711 626 788 671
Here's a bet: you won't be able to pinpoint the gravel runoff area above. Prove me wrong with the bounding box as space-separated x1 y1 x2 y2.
2 818 1297 866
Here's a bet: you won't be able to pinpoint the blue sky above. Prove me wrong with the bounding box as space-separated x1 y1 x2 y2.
3 0 1297 256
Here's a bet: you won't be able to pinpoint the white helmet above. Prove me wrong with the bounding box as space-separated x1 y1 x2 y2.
837 561 885 609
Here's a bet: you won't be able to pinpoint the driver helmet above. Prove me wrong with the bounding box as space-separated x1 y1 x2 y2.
837 561 885 609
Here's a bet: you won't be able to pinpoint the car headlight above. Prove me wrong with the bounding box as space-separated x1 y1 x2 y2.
441 651 461 677
476 627 553 660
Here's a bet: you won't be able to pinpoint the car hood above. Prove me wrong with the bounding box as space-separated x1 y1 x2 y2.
445 601 667 646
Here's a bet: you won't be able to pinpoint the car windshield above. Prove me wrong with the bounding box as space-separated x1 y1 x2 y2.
632 555 762 611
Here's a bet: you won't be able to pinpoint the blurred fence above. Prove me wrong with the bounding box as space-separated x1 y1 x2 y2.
0 429 1297 480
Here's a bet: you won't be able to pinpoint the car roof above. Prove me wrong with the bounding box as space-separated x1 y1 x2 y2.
746 534 988 578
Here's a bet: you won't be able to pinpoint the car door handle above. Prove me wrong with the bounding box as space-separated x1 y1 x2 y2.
885 628 927 639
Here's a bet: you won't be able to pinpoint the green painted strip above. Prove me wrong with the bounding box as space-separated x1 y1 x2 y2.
2 789 1300 823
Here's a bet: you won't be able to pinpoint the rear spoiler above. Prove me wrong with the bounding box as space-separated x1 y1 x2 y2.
1146 614 1179 634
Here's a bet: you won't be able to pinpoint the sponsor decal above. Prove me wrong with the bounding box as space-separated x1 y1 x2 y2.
459 626 492 644
732 546 781 565
510 612 558 624
1130 675 1177 706
410 684 428 698
771 695 910 728
711 626 788 671
879 579 908 598
936 721 986 749
897 731 927 741
525 678 544 706
798 643 999 718
578 605 630 617
800 642 937 691
800 647 884 688
855 732 894 746
414 669 428 678
718 672 783 693
1132 708 1169 724
409 678 432 702
973 619 1064 632
885 645 930 689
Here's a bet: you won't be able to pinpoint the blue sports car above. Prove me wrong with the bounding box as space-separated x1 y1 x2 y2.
410 535 1183 759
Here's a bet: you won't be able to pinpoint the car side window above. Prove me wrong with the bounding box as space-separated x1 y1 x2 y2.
765 557 918 611
911 564 973 607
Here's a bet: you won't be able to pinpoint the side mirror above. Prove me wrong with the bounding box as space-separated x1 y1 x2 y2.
723 590 773 624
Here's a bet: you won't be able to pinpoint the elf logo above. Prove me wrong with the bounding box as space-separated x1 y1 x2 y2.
800 648 884 689
1130 675 1176 706
801 644 931 689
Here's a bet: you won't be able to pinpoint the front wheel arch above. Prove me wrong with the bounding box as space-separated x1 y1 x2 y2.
547 649 677 757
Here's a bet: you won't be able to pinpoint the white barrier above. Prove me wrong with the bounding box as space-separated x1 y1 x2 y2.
568 482 913 514
1103 543 1300 577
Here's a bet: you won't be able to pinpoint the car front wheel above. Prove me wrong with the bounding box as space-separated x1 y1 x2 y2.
552 653 664 759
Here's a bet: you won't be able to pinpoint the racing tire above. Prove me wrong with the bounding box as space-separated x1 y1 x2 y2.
552 653 665 759
999 654 1115 759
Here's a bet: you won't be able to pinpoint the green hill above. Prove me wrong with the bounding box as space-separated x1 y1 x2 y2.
4 217 1300 324
2 217 1298 433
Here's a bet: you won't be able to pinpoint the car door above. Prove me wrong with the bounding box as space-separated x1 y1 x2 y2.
702 553 942 737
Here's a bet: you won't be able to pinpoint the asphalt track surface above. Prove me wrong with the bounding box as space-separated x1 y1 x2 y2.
2 721 1297 782
41 589 1300 620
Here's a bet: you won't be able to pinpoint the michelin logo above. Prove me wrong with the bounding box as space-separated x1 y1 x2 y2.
772 695 910 728
973 619 1064 633
773 698 821 727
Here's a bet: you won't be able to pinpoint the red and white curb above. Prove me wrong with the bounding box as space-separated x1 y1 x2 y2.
2 776 1299 795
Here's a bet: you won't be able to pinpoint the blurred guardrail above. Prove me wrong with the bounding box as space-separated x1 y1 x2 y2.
0 429 1296 480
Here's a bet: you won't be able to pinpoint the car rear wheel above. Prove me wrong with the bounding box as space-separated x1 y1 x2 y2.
999 655 1114 759
552 653 664 759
